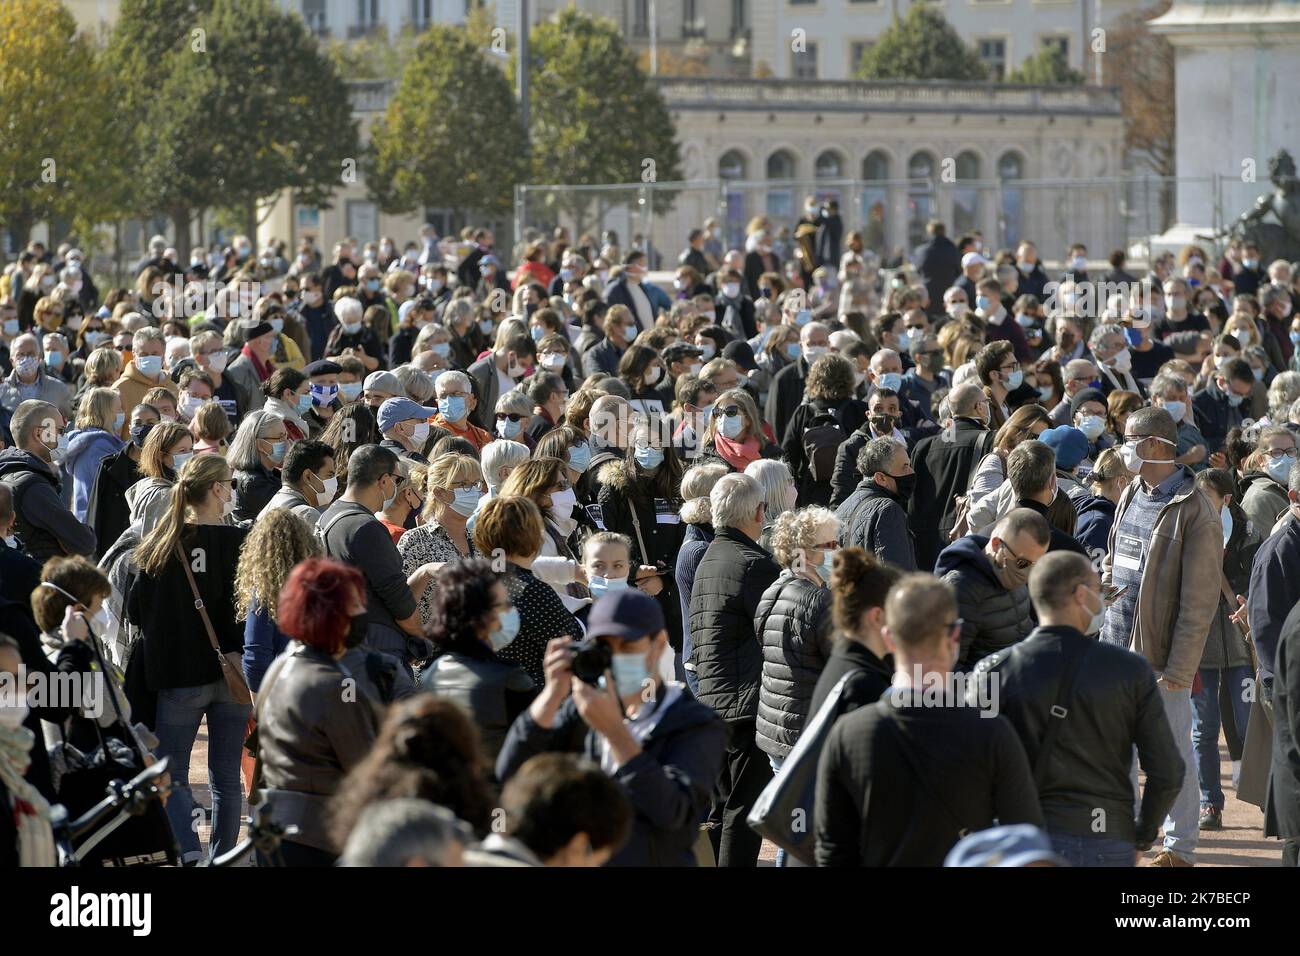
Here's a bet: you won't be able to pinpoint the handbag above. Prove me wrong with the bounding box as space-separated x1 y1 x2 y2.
176 543 252 705
746 673 851 866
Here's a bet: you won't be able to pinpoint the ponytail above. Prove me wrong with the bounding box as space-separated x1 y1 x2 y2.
135 455 230 577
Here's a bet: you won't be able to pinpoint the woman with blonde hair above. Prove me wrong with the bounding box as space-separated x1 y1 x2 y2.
698 386 780 472
64 386 126 522
398 453 483 625
967 403 1053 504
125 419 194 535
1075 446 1130 556
125 454 249 864
191 400 233 455
500 456 587 612
376 458 423 544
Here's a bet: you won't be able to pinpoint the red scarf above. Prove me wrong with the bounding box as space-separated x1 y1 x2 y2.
241 343 274 382
715 433 761 471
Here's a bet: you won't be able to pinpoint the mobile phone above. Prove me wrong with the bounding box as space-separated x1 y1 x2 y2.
1102 584 1129 604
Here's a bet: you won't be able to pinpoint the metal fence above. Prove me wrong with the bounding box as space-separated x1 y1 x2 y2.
516 174 1249 267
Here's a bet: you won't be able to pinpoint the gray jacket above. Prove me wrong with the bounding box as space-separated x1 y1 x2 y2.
223 354 264 414
260 485 322 526
0 367 73 420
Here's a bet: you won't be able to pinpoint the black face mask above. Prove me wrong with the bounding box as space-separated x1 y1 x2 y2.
870 413 897 435
344 614 367 649
130 423 154 449
886 471 916 502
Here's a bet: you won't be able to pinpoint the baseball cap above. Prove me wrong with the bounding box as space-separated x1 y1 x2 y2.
364 370 403 396
586 589 665 642
1040 425 1090 471
944 825 1066 867
961 252 990 269
377 397 438 433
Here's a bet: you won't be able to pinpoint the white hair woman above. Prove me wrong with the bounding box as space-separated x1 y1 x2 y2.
745 457 796 553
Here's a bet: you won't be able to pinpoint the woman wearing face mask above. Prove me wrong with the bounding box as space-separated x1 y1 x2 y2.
780 353 868 508
63 387 126 523
698 387 781 474
124 420 193 536
494 388 535 450
124 454 249 865
501 458 592 613
87 402 160 560
418 559 535 764
261 367 311 442
1073 448 1129 560
757 323 801 386
398 454 482 626
618 344 667 418
228 409 288 522
0 634 57 867
376 459 424 543
70 343 122 412
253 557 382 866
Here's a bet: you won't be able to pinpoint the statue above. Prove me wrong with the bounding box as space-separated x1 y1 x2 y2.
1205 150 1300 262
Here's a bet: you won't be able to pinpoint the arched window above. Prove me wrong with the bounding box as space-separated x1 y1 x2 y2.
860 151 891 254
815 150 843 180
998 152 1025 249
719 151 748 249
766 150 796 219
953 151 982 236
718 150 746 181
907 151 936 250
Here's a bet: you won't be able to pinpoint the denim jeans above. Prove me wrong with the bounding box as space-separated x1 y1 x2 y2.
1131 681 1197 863
154 680 252 862
768 755 785 867
1191 665 1252 810
1048 830 1136 867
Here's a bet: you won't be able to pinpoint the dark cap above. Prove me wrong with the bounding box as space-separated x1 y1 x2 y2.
303 359 343 378
169 357 199 384
662 342 702 366
586 589 665 642
722 340 759 372
1069 387 1106 417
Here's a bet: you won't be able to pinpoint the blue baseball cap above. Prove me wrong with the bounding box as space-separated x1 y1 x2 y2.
1040 425 1090 471
586 589 664 642
377 397 438 433
944 825 1066 867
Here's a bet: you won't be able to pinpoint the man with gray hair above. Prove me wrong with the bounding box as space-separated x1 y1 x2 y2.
338 799 473 867
113 326 176 433
907 380 992 570
1101 405 1221 866
688 471 780 866
835 436 916 569
1049 358 1101 426
766 320 830 445
1149 372 1208 470
0 332 73 423
0 400 95 562
1090 322 1143 397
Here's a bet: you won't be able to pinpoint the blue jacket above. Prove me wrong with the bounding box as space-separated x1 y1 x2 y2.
675 522 714 693
242 597 291 693
496 689 726 866
1247 516 1300 679
63 426 124 523
1073 493 1116 563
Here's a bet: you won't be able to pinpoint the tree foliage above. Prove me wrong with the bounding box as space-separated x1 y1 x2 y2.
0 0 122 245
1006 46 1085 85
366 25 525 218
856 5 989 82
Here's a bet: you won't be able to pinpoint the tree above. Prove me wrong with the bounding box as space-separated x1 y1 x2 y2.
366 25 525 221
856 5 988 82
0 0 122 248
1006 46 1085 85
1104 2 1176 229
518 10 682 236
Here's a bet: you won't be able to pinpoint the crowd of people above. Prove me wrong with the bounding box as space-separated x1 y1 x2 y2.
0 208 1298 868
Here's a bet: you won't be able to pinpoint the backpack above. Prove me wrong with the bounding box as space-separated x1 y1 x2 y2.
802 405 847 484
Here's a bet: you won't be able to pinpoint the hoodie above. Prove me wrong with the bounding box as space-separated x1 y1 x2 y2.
934 534 1034 670
63 426 125 522
0 447 96 563
1073 493 1116 562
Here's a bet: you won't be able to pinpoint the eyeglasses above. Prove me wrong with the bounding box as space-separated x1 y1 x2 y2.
712 406 742 418
1265 448 1298 459
449 480 480 491
811 541 838 551
495 412 525 422
998 363 1021 373
998 540 1033 571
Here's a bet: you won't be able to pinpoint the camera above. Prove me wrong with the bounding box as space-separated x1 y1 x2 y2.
569 637 612 686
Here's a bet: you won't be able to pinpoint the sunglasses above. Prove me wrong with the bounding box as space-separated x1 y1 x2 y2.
999 540 1033 571
712 406 742 418
495 412 525 422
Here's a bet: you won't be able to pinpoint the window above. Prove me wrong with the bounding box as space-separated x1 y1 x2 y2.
1041 35 1069 60
767 151 796 180
301 0 327 35
815 151 844 181
731 0 748 39
347 200 379 245
907 152 936 250
683 0 706 38
978 37 1007 81
953 151 982 236
719 150 747 180
850 40 874 75
998 152 1025 249
861 151 890 254
792 42 818 80
632 0 649 37
410 0 431 28
766 150 797 220
350 0 380 37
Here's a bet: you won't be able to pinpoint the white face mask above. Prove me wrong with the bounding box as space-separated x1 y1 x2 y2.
0 699 29 729
549 487 578 522
312 473 339 504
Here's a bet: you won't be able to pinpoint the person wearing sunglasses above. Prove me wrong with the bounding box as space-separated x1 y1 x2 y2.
936 507 1050 671
493 390 535 449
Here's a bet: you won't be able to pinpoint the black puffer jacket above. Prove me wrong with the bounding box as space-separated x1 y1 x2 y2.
834 479 916 570
755 571 833 758
934 534 1033 670
419 638 536 764
687 526 780 722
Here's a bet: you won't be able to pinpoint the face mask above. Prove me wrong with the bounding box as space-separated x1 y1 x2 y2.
905 329 926 351
947 303 969 319
15 356 38 378
634 444 664 470
84 330 109 348
451 486 481 517
587 573 630 602
1243 259 1258 270
888 471 916 501
4 535 18 550
1120 436 1175 473
366 279 381 293
816 551 835 583
1005 369 1024 390
804 345 828 360
204 350 228 373
489 607 521 651
1107 348 1132 374
568 442 592 473
1290 331 1300 346
0 699 29 729
550 487 577 521
530 325 545 343
439 394 467 422
699 343 716 361
341 321 362 335
42 348 66 371
221 487 238 516
1070 256 1088 272
719 412 745 440
1266 455 1294 484
1082 587 1106 636
1078 415 1106 441
794 310 812 327
312 473 339 504
1037 386 1054 402
721 283 740 299
112 412 126 433
270 317 285 335
171 451 194 472
1162 400 1186 423
310 383 338 407
994 545 1032 589
610 651 649 698
130 423 153 448
3 319 19 337
785 342 801 360
643 365 664 387
870 413 897 436
427 280 444 294
267 440 287 464
496 417 521 439
304 291 323 307
540 352 566 371
382 478 398 511
48 434 69 464
1224 388 1244 408
1221 506 1234 544
878 372 903 392
976 295 991 312
1254 367 1265 382
292 393 312 416
339 381 363 401
478 319 495 335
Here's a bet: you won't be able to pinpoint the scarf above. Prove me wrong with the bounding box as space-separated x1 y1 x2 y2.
0 722 57 867
240 343 274 382
714 433 761 471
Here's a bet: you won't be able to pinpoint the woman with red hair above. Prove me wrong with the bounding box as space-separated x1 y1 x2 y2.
254 558 382 866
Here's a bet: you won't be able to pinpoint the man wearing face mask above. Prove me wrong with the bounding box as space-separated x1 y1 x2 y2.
431 370 492 453
262 439 337 525
1192 357 1254 465
1049 359 1101 426
1 331 74 429
829 387 906 509
1089 323 1145 399
1100 406 1222 867
497 589 726 867
973 552 1184 867
713 267 757 341
935 508 1049 670
604 251 656 335
976 278 1031 363
378 397 439 465
0 401 95 563
766 322 830 445
835 436 916 570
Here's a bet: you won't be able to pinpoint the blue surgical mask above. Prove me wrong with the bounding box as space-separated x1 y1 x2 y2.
878 372 903 392
610 651 649 698
976 295 991 312
1037 386 1054 402
1078 415 1106 441
785 342 801 360
112 412 125 433
794 310 811 326
1226 391 1244 408
479 319 495 335
44 350 63 370
439 394 467 422
366 279 381 292
451 486 481 516
432 342 451 358
1006 369 1024 390
496 417 522 439
1221 506 1234 544
291 394 310 415
136 354 162 378
568 442 592 473
339 382 363 401
634 444 664 469
720 412 744 440
588 574 629 600
268 440 287 463
1290 331 1300 346
817 552 834 583
1162 400 1186 423
310 383 338 406
489 607 520 651
530 326 545 342
270 317 284 335
1267 455 1294 485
